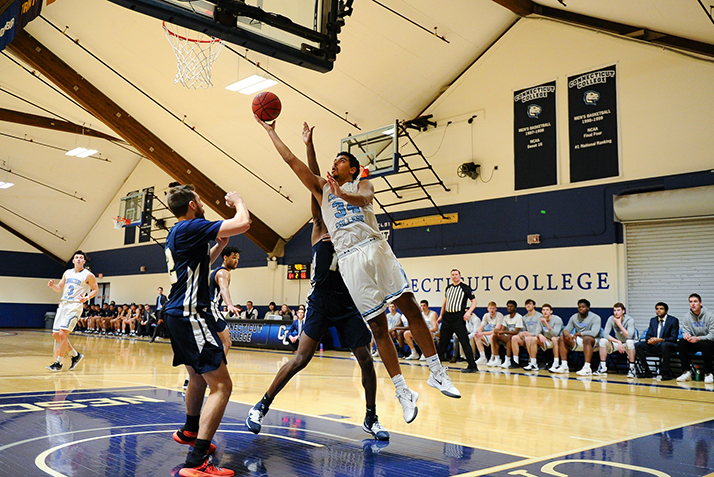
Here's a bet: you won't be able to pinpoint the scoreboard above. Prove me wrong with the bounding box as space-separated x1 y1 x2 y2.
287 263 310 280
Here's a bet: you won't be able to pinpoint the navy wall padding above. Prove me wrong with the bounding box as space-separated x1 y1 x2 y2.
0 251 66 278
283 169 714 264
0 303 57 328
282 222 313 266
1 170 712 282
85 233 269 277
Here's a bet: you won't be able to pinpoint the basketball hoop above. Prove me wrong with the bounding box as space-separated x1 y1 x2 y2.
163 21 224 89
112 216 130 229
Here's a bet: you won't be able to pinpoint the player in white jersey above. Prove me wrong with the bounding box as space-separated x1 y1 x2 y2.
257 118 461 424
46 251 98 371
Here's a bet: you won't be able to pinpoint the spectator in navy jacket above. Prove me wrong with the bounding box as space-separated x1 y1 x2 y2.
634 302 679 380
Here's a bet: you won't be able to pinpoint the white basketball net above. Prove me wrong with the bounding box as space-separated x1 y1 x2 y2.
163 22 224 89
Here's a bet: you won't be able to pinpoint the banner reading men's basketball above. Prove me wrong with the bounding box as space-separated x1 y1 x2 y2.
568 65 619 183
513 80 557 190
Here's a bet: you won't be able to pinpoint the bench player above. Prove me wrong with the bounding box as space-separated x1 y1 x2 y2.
47 251 98 371
256 117 461 425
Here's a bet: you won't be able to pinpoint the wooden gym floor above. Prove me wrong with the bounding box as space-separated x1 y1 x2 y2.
1 329 713 476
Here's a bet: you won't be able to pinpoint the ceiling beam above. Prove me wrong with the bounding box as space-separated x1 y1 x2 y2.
491 0 714 59
0 219 66 265
7 30 284 254
0 107 123 142
490 0 534 17
535 5 714 58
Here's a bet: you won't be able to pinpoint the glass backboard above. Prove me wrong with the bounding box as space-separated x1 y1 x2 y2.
341 122 399 177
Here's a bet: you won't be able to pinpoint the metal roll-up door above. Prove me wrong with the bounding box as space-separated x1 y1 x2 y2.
625 218 714 330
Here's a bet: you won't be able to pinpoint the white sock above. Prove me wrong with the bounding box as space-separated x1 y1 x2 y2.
69 349 78 358
513 356 519 364
504 357 511 364
530 358 537 366
392 374 407 391
630 362 635 370
425 354 441 374
582 362 591 370
552 358 560 367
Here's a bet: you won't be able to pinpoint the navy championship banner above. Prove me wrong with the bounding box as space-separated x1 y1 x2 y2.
514 81 557 190
568 65 619 182
17 0 41 29
0 0 18 51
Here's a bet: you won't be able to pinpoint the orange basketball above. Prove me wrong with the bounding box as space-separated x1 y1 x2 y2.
252 91 282 122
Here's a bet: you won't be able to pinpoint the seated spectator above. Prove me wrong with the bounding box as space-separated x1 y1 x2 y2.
117 304 131 335
511 299 543 370
264 302 280 319
493 300 523 369
243 301 259 320
462 312 481 360
677 294 714 383
279 304 293 320
139 304 153 337
635 302 679 380
403 300 439 360
595 302 636 376
553 298 601 375
474 302 503 366
383 303 407 358
287 308 305 351
539 304 564 372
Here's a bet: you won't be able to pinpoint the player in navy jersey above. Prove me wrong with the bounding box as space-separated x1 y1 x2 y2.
246 124 388 441
209 246 241 356
164 184 250 477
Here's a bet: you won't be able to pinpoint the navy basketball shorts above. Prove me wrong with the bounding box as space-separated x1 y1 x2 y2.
165 311 225 374
303 290 372 349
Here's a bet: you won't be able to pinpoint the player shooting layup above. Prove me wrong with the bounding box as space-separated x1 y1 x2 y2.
245 123 388 440
47 250 98 372
256 117 461 424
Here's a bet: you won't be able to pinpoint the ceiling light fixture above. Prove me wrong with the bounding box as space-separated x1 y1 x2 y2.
0 182 14 189
65 147 98 158
225 74 277 94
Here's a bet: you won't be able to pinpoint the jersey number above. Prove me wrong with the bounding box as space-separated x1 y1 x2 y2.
165 248 178 284
65 285 75 298
332 202 360 218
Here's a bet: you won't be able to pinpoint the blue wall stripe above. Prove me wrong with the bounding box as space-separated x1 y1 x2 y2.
0 251 66 278
2 170 713 279
0 303 57 328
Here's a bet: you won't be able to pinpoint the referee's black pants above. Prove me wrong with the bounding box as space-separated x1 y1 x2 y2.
437 312 476 367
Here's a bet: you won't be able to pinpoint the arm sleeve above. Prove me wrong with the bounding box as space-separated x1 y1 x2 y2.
564 315 576 335
602 317 614 338
184 219 222 250
624 318 636 339
705 311 714 341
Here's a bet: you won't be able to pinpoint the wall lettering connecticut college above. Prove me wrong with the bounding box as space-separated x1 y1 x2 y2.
411 272 609 294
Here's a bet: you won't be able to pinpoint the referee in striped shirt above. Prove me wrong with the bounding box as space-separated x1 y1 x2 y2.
438 269 479 372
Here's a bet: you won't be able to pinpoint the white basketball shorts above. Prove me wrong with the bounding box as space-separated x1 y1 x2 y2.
53 301 83 332
337 237 410 321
